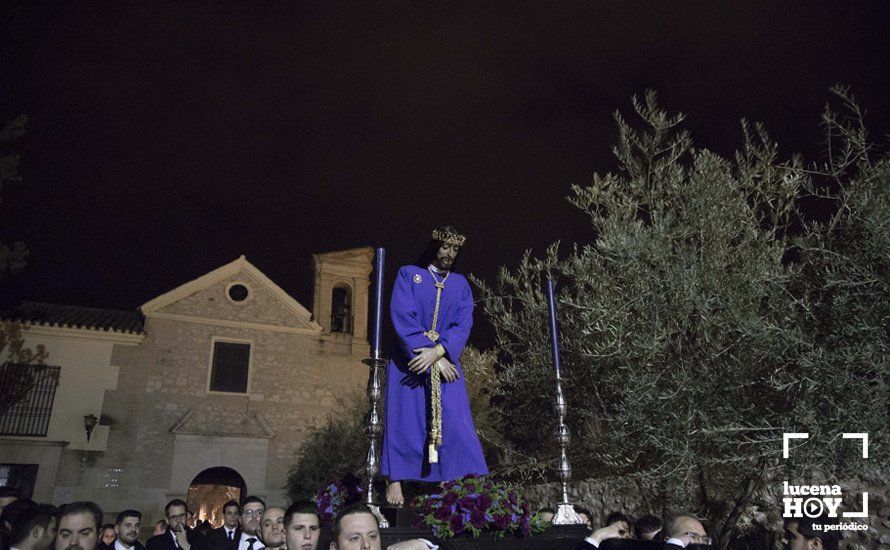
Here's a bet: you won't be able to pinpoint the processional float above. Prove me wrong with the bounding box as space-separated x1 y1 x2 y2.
358 250 581 527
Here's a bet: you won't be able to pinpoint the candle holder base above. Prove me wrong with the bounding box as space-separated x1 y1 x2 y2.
368 503 390 528
552 502 583 525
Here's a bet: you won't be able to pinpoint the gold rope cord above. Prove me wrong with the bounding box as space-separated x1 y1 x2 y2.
423 267 449 463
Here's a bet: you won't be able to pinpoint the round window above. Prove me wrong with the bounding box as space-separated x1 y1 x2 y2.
227 283 250 302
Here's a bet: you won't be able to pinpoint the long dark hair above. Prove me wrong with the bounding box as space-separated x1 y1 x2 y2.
413 225 463 270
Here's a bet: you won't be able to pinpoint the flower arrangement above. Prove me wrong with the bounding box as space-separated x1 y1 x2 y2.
314 473 364 525
412 475 546 539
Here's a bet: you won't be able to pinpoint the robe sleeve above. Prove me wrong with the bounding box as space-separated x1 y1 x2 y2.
437 277 473 363
391 266 436 357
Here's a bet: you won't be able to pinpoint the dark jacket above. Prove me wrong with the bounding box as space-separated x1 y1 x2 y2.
146 528 208 550
206 527 239 550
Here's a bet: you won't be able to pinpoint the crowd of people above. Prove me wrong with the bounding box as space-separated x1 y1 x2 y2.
536 506 837 549
0 489 437 550
0 486 840 550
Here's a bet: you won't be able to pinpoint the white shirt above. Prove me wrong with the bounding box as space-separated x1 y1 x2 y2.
665 537 687 547
115 540 136 550
238 533 264 550
223 528 237 541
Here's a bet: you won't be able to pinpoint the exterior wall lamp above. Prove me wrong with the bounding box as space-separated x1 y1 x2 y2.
83 414 98 442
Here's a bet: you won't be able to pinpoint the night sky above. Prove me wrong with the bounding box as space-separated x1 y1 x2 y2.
2 3 889 348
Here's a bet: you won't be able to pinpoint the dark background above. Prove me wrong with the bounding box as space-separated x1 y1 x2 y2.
2 2 889 348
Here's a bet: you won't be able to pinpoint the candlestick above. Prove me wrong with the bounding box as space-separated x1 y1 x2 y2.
372 247 385 359
545 277 582 525
360 247 388 528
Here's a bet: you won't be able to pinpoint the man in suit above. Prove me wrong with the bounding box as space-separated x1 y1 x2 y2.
634 515 663 541
574 523 629 549
56 502 103 550
662 515 709 548
234 497 265 550
7 504 56 550
283 502 319 550
113 510 145 550
258 508 285 550
207 501 240 550
146 500 208 550
782 515 838 550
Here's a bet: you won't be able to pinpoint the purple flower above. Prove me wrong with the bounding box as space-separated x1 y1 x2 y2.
457 496 475 508
478 494 492 510
450 515 465 535
443 492 459 506
470 508 487 529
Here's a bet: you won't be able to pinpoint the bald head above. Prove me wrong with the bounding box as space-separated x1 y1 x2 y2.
667 515 708 546
260 507 286 549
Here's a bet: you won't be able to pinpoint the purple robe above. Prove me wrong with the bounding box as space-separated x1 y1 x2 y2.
380 265 489 482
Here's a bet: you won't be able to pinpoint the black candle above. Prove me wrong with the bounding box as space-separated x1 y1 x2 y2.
372 247 385 359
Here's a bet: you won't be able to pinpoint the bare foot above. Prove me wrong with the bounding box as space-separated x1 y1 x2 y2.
386 481 404 506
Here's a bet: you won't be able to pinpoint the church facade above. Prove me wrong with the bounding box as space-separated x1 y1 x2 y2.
0 249 373 526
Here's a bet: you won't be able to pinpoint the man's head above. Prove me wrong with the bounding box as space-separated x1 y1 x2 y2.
783 517 839 550
56 501 103 550
153 520 167 536
604 512 631 538
575 508 593 529
164 500 189 534
10 504 57 550
330 504 380 550
221 501 240 530
633 514 662 541
284 501 320 550
665 515 709 547
239 496 265 537
259 508 285 549
2 498 36 532
415 226 466 272
0 486 19 514
100 524 116 546
114 510 142 547
537 507 555 524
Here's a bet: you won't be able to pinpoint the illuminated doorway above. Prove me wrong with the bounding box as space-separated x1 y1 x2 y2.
186 467 246 527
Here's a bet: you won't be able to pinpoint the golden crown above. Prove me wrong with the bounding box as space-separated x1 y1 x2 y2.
432 229 467 246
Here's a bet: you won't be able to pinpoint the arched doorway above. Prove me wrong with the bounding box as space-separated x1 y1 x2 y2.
187 467 246 527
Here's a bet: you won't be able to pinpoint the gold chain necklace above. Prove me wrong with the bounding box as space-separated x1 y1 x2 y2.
423 265 449 463
423 266 449 341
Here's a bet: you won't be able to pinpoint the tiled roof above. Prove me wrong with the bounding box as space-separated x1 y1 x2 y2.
1 301 145 334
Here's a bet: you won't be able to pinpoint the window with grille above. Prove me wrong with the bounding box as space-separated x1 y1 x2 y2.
208 341 251 393
0 363 60 436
